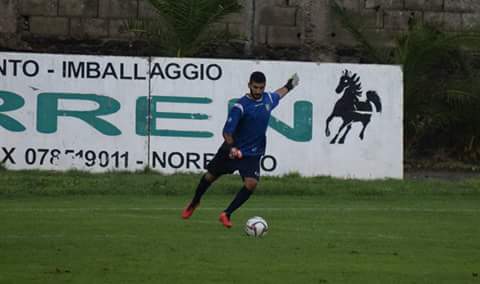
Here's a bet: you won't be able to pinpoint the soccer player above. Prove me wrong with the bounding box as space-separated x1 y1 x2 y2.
181 71 300 228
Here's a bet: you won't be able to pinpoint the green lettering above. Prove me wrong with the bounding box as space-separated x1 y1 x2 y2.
136 96 149 135
136 96 213 138
37 93 121 135
0 90 26 132
270 101 312 142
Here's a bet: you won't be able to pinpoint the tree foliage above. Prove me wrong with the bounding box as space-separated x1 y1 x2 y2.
127 0 242 57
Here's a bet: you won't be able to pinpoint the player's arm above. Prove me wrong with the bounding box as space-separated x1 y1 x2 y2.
222 132 235 146
222 132 243 159
223 104 242 142
274 73 300 99
222 104 243 159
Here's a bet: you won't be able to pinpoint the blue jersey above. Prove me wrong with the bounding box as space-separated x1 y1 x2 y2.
223 92 281 156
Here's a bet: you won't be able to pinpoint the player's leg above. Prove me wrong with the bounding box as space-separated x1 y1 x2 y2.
219 156 260 228
182 146 232 219
190 172 217 207
182 172 218 219
220 178 257 228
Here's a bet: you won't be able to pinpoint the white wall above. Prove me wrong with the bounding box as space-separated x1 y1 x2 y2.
0 52 403 179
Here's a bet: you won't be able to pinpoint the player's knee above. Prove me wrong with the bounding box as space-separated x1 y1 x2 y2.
244 179 257 191
204 172 217 183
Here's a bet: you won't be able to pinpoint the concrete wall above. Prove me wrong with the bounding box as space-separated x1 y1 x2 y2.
1 0 480 61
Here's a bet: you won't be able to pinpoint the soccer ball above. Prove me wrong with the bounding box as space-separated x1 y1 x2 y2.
244 216 268 237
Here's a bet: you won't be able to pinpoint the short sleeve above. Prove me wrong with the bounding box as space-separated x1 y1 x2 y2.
223 103 243 134
267 92 281 109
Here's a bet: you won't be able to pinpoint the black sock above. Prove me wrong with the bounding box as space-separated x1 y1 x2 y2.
224 186 253 217
191 174 212 206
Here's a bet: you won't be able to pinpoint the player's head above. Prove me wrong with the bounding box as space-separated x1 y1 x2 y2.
248 71 266 99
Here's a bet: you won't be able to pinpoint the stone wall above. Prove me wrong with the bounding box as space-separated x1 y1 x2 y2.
1 0 479 61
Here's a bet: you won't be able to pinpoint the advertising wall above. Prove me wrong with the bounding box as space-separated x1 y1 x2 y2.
0 52 403 179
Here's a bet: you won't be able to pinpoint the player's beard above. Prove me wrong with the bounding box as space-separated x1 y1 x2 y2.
249 89 262 100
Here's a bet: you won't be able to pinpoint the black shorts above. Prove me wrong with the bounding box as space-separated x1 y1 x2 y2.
207 146 261 180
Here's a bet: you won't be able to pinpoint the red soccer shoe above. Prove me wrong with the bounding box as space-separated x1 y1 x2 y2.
219 212 232 228
181 202 199 219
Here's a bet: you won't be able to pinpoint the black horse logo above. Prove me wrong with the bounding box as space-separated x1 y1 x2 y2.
325 70 382 144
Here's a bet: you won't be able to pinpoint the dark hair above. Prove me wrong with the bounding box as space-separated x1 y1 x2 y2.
249 71 266 83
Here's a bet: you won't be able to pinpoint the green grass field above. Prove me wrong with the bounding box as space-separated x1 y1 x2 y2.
1 170 480 283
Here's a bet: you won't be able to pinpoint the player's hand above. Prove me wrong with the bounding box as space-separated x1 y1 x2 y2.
229 147 243 159
284 73 300 91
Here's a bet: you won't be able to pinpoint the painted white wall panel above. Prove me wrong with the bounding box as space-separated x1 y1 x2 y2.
0 52 403 178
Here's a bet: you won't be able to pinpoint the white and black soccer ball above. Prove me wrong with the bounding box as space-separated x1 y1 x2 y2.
244 216 268 237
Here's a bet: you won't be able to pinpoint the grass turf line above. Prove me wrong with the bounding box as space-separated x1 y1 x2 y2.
1 169 480 197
